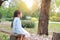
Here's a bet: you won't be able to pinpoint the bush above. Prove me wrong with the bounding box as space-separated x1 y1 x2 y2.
50 16 60 22
0 34 9 40
0 19 1 22
31 10 39 18
54 17 60 22
22 20 35 28
21 15 26 20
30 17 38 22
5 18 13 21
0 6 16 18
0 13 2 19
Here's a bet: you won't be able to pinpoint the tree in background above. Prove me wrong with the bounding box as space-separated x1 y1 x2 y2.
0 0 4 6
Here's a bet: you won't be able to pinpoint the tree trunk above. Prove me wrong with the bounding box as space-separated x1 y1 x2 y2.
38 0 51 35
0 0 3 6
52 32 60 40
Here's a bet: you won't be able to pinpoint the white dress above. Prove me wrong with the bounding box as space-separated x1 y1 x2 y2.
13 17 30 37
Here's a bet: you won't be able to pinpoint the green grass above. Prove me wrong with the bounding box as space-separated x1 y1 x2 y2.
48 23 60 33
0 33 10 40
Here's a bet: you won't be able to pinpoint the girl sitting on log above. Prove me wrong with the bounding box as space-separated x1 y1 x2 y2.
11 10 30 39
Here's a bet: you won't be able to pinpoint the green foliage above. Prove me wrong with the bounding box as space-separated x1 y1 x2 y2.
0 12 2 22
22 16 26 20
0 34 9 40
22 20 35 28
50 0 60 22
5 18 13 21
0 6 16 18
21 12 27 20
14 1 30 13
50 16 60 22
31 10 39 18
0 13 2 19
5 7 15 18
55 0 60 6
0 7 6 18
30 17 38 22
49 10 60 22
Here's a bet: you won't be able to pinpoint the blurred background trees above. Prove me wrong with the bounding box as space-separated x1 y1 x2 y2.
50 0 60 22
0 0 60 22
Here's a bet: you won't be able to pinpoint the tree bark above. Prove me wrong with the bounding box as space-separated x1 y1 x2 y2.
0 0 3 6
38 0 51 35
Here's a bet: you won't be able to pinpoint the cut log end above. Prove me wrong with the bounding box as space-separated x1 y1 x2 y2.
52 32 60 40
10 34 25 40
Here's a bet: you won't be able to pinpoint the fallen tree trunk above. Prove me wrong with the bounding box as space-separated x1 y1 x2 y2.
0 28 25 40
0 28 12 35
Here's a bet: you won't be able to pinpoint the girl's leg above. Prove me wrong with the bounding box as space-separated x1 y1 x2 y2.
17 37 21 40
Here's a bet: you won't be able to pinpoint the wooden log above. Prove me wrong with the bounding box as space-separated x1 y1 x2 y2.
52 32 60 40
10 34 25 40
0 28 12 35
0 28 25 40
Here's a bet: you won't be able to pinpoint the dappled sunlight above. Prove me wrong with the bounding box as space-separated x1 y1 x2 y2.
21 0 34 9
14 0 41 13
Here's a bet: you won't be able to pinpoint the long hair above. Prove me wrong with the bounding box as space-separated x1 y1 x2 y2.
11 10 21 28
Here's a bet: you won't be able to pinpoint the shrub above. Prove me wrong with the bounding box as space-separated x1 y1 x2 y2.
50 16 57 21
0 13 2 19
0 19 1 22
31 10 39 18
26 16 32 20
5 18 13 21
0 6 16 18
22 20 35 28
30 17 38 22
21 15 26 20
50 16 60 22
54 17 60 22
0 34 9 40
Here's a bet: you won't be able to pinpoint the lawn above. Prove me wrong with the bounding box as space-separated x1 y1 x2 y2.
0 21 60 40
48 22 60 34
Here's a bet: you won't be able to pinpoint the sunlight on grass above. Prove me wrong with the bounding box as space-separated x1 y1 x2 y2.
48 23 60 34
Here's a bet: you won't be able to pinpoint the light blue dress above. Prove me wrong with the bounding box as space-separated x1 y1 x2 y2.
13 17 30 37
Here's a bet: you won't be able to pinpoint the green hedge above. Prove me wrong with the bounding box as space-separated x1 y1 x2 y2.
5 18 13 21
0 12 1 22
22 20 35 28
50 16 60 22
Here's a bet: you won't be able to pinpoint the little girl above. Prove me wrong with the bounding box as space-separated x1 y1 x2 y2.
12 10 30 38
